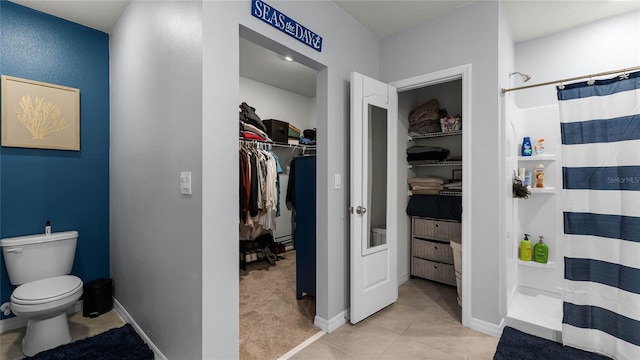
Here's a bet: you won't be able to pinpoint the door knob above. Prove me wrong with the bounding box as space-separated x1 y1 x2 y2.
356 206 367 214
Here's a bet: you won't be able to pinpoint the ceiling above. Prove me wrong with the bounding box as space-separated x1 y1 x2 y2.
9 0 640 97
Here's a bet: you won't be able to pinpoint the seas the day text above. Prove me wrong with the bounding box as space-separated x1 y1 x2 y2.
252 0 322 52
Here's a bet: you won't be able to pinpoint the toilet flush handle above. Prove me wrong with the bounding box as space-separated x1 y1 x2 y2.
5 248 22 253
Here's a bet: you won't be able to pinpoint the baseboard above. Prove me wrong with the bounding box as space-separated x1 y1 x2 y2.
467 315 503 338
276 330 325 360
113 298 167 360
313 311 346 333
398 273 409 285
0 312 25 333
0 300 84 333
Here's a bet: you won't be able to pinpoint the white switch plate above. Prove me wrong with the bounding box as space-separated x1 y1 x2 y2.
334 173 341 190
180 171 192 195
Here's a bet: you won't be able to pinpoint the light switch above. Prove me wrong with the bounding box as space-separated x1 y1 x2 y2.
180 171 192 195
334 173 341 190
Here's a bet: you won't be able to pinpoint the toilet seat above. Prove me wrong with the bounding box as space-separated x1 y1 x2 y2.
11 275 83 305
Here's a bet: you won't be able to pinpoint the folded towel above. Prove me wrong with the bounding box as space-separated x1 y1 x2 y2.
411 184 444 191
407 146 445 154
410 189 441 195
409 175 448 185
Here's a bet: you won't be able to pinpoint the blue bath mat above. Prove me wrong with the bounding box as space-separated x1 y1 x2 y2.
26 323 154 360
494 326 611 360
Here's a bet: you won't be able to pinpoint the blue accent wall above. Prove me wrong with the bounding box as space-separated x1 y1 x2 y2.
0 1 110 317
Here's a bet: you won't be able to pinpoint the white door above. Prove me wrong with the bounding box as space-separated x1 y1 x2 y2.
349 72 398 324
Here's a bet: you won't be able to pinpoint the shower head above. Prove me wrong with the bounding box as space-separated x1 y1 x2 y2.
510 71 532 82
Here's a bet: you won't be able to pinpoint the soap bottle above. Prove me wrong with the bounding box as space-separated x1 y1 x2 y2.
519 234 532 261
534 164 545 188
521 137 532 156
45 220 51 235
534 138 545 155
534 236 549 264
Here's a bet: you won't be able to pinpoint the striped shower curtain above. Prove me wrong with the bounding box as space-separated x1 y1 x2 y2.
558 71 640 359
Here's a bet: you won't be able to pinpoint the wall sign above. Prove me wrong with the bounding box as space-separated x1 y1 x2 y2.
251 0 323 52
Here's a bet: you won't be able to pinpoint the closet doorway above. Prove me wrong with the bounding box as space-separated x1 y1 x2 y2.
238 29 321 360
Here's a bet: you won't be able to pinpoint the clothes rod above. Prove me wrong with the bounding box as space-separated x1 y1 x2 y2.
500 65 640 95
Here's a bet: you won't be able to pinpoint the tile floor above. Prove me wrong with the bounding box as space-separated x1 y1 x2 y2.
0 309 125 360
0 278 499 360
289 278 499 360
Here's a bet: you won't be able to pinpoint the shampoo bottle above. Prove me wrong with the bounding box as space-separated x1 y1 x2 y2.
534 164 545 188
521 137 532 156
45 220 51 235
519 234 532 261
534 236 549 264
534 138 545 155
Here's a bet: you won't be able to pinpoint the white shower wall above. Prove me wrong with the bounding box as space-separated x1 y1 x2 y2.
504 96 564 341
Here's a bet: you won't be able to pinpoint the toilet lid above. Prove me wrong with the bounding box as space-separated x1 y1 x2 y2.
12 275 82 305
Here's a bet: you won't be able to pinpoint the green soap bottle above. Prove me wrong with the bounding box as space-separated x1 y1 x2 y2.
534 236 549 264
519 234 532 261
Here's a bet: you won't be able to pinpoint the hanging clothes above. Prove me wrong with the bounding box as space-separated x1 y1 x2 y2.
239 142 281 240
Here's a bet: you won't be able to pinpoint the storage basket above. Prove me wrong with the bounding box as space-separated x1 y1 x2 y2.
371 226 386 247
411 258 456 286
440 115 461 132
412 218 461 241
412 238 453 263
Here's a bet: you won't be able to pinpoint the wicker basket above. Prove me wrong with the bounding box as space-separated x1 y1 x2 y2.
412 238 454 264
412 257 456 286
412 217 461 241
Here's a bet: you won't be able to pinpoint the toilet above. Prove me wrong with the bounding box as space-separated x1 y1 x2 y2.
1 231 83 356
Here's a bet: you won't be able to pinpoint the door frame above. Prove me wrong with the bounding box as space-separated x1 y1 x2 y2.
389 64 472 327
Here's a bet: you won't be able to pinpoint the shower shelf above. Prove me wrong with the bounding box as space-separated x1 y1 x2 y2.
528 187 557 194
518 154 557 162
518 260 556 269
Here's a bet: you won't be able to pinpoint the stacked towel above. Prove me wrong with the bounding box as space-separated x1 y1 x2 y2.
444 181 462 192
408 175 448 195
406 146 450 165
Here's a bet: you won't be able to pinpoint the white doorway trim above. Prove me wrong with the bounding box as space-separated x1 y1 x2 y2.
389 64 472 328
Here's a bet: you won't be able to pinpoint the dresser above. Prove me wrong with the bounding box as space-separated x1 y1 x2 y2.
410 216 460 286
294 155 316 299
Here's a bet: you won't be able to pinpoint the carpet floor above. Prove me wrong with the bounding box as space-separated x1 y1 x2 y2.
25 323 153 360
240 250 318 360
494 326 612 360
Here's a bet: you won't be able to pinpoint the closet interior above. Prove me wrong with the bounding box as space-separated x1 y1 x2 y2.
238 35 319 359
400 79 464 310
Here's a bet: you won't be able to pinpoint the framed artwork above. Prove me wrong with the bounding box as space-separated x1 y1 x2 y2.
2 75 80 151
452 169 462 180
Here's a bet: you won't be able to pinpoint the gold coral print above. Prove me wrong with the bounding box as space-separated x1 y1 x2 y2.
14 95 68 139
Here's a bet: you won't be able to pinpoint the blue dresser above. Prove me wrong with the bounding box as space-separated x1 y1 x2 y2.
294 155 316 299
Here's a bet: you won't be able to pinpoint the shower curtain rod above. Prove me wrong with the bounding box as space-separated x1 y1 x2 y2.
500 65 640 95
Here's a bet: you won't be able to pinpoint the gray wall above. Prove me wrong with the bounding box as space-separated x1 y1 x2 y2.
514 10 640 108
379 0 504 327
202 1 379 357
109 1 203 358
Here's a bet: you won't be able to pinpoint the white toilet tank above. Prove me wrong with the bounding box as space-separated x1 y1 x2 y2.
0 231 78 285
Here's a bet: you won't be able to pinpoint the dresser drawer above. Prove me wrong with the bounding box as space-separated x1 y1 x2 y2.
412 217 461 241
411 257 456 286
412 238 453 264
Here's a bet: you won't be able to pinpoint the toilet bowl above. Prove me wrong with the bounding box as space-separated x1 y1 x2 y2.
1 230 84 356
10 275 83 356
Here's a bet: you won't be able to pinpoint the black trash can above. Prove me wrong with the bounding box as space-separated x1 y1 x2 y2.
83 278 113 318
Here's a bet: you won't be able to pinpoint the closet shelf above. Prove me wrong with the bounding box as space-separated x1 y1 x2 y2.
408 190 462 197
239 138 316 152
409 161 462 168
409 130 462 140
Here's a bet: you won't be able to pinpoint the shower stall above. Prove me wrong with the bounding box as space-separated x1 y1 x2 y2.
502 96 564 342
